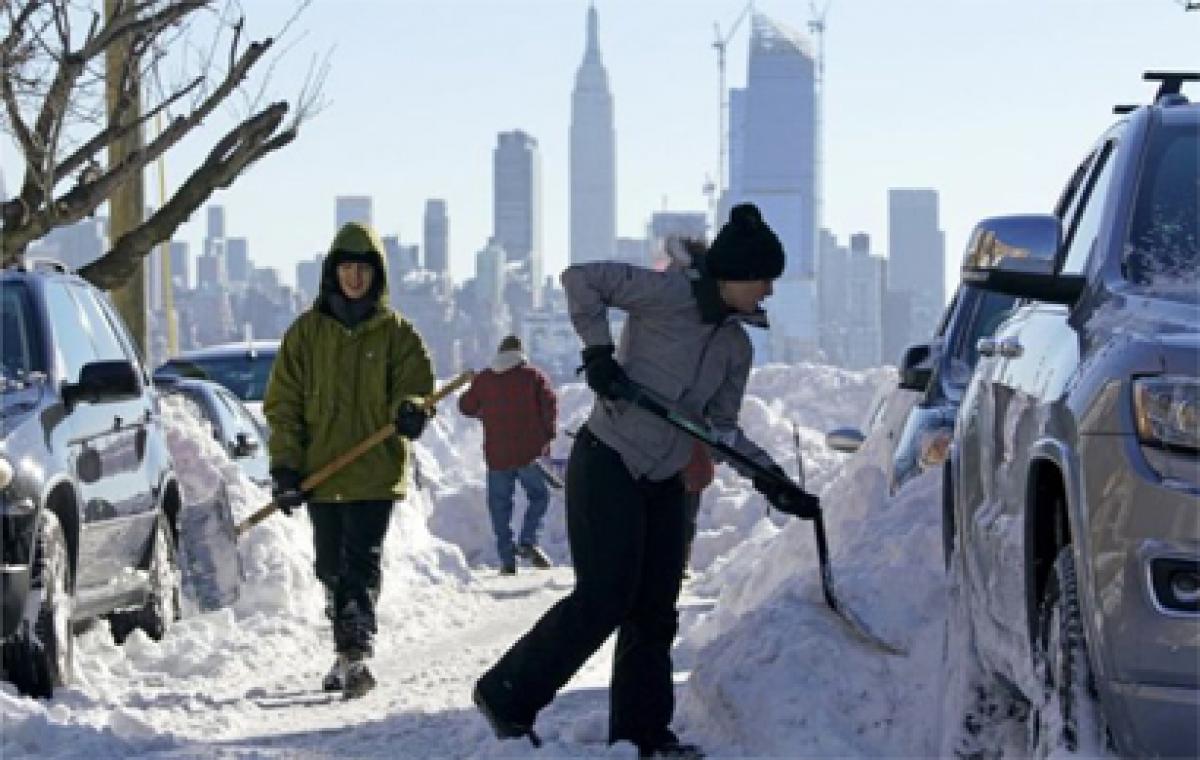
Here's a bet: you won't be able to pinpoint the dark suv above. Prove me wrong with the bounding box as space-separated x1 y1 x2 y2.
826 283 1016 520
948 73 1199 756
0 260 182 697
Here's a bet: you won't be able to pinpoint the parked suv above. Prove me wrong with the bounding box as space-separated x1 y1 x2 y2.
948 73 1199 756
0 260 182 697
154 340 279 424
153 375 270 488
826 283 1016 517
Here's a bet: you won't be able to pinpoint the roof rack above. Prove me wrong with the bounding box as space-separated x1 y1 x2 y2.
1112 71 1200 114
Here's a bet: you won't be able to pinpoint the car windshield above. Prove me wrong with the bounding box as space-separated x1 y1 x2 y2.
1123 123 1199 299
159 353 275 402
0 282 45 389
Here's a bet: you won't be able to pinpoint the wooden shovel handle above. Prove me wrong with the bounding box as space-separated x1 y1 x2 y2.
235 370 474 537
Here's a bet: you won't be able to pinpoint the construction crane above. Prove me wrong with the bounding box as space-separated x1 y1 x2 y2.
809 0 832 239
713 1 754 200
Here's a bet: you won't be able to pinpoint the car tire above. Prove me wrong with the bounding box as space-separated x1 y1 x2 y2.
941 461 955 571
1029 546 1108 758
109 515 181 644
3 511 74 698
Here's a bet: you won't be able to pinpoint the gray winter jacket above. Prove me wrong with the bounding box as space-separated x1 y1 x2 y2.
561 261 775 481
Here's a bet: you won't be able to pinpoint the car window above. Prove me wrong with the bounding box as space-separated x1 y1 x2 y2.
0 282 44 381
42 282 97 383
1124 123 1199 295
72 285 130 364
1060 140 1118 276
945 289 1018 386
163 353 276 402
95 291 146 368
1054 149 1098 223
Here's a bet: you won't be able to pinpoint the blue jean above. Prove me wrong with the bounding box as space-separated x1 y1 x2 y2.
486 464 550 565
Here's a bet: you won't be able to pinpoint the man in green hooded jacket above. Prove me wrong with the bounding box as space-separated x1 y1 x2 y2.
264 221 435 699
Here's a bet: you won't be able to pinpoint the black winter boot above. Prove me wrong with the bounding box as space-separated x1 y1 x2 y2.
635 730 705 759
472 681 541 747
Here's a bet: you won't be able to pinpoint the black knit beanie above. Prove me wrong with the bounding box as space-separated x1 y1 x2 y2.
705 203 785 281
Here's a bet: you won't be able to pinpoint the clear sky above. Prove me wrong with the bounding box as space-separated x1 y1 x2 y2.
5 1 1198 299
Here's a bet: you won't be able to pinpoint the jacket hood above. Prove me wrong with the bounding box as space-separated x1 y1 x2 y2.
490 349 526 373
316 222 391 310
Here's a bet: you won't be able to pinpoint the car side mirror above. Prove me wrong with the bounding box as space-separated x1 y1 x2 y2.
825 427 865 454
898 343 934 392
63 360 140 407
232 432 259 458
960 214 1085 305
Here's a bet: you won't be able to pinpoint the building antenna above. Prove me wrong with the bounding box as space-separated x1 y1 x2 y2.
712 2 754 202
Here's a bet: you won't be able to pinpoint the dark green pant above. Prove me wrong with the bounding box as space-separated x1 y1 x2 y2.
477 426 686 748
308 500 393 657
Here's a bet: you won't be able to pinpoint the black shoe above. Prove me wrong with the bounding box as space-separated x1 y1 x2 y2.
500 561 517 576
321 654 348 692
472 682 541 747
517 543 552 569
638 739 705 759
342 659 376 700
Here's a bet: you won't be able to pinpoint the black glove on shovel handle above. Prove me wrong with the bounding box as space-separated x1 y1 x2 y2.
394 399 431 440
753 466 821 519
236 370 474 537
270 467 306 516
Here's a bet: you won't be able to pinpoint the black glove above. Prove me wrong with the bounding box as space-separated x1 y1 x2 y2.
270 467 305 516
752 466 821 520
394 399 430 440
580 345 631 400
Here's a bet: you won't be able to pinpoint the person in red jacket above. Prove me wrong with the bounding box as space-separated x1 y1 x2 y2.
459 335 559 575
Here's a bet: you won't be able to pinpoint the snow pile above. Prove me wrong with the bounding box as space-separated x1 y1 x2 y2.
1 360 1020 759
675 385 950 757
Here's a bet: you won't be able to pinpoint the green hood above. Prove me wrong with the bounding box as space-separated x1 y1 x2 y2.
317 222 392 309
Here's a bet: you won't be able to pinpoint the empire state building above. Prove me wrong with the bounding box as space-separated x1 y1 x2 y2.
569 3 616 265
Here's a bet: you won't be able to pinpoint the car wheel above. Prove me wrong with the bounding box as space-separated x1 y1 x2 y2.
4 511 74 698
110 515 181 643
1028 546 1108 758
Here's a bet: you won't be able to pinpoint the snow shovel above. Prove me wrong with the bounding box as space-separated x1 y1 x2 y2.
617 380 907 656
235 370 474 537
534 455 565 489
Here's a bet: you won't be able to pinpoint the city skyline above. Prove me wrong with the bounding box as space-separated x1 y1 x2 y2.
2 1 1195 300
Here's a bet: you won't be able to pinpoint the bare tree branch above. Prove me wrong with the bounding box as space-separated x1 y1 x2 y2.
1 0 317 281
79 101 295 287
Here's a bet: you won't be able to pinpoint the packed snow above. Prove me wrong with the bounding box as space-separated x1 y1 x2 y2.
0 362 1028 758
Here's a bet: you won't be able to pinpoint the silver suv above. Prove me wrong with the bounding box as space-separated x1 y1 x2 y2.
948 73 1199 757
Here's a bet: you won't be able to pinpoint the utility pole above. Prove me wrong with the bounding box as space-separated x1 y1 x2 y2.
105 0 146 355
155 113 178 358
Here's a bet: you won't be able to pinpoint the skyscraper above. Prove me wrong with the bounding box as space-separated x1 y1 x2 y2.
728 13 820 362
423 199 449 275
493 130 543 292
335 196 372 231
732 14 817 279
569 3 616 265
887 188 945 345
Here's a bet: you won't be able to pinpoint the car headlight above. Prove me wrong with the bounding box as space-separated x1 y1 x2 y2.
1133 376 1200 453
0 457 12 490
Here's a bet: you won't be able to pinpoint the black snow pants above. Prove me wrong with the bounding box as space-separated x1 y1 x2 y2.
308 500 393 657
477 425 687 749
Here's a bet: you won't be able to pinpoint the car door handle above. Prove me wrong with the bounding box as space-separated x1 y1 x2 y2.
977 338 997 357
998 338 1024 358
